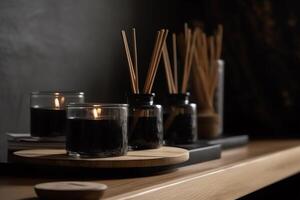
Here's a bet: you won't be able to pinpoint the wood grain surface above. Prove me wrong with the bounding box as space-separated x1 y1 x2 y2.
12 147 189 168
34 181 107 200
2 140 300 200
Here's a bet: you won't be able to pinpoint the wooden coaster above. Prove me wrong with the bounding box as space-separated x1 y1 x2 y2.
34 181 107 200
13 147 189 168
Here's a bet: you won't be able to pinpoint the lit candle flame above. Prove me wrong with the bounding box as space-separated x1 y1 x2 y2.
93 108 101 119
60 97 65 105
54 98 60 108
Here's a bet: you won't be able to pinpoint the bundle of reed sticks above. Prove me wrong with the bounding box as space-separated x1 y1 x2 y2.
192 24 223 113
161 24 197 94
121 28 169 94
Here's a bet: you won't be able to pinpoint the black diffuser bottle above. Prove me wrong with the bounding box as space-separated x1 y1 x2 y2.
128 93 163 150
120 27 168 150
164 93 197 145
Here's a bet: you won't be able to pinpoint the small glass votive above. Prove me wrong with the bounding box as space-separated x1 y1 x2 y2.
128 93 163 150
66 103 128 158
30 91 84 137
164 93 197 145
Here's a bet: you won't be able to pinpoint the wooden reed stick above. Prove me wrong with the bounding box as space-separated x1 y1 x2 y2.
162 44 173 93
166 44 176 93
121 30 137 93
192 65 210 110
194 45 213 109
216 24 223 60
147 30 169 93
201 32 209 75
143 31 162 93
184 23 189 45
122 28 169 95
182 30 197 93
208 36 215 75
144 30 164 93
191 24 224 113
172 33 178 93
162 43 176 93
132 28 139 93
181 29 191 93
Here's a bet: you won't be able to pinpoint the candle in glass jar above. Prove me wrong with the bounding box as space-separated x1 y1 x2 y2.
66 104 128 158
30 92 84 137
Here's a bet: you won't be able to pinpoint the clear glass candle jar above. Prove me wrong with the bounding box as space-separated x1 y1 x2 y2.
30 91 84 137
164 93 197 145
66 103 128 158
128 94 163 150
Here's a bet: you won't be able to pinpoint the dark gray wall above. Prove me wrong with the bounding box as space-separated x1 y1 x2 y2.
0 0 191 161
4 0 299 162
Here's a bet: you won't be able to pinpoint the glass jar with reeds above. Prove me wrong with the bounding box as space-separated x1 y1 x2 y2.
191 24 224 139
164 93 197 145
128 93 163 149
121 28 168 149
162 27 198 145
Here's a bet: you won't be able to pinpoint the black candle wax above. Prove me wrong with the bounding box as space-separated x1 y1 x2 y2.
164 113 197 145
66 119 127 157
30 108 66 137
128 116 163 150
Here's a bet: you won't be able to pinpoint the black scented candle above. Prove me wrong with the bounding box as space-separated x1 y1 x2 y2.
66 103 128 158
164 93 197 145
30 91 84 137
66 119 126 157
31 108 66 137
128 94 163 150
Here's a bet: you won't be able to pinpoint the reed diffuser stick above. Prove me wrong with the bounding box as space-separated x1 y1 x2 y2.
132 28 139 93
143 31 162 93
191 24 224 113
184 23 189 45
181 29 192 93
162 42 176 93
216 25 223 60
121 30 137 93
147 30 169 94
172 33 178 93
182 30 197 93
194 45 213 109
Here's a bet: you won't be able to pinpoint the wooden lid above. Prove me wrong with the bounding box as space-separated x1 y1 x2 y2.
34 181 107 200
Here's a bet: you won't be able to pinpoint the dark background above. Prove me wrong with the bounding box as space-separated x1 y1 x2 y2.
1 0 300 161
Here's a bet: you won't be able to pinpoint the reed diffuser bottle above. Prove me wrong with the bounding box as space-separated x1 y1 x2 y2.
162 25 198 145
164 93 197 145
191 24 224 139
121 28 168 149
128 94 163 149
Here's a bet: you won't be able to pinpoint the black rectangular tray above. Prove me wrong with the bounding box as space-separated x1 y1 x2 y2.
199 135 249 149
172 143 221 167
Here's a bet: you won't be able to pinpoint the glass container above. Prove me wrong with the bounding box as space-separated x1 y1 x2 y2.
164 93 197 145
197 60 224 139
30 91 84 137
66 103 128 158
128 93 163 150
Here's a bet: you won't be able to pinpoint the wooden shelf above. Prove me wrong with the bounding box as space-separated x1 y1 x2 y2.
1 139 300 199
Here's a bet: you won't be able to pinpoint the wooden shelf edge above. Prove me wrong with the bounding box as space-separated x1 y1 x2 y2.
105 145 300 200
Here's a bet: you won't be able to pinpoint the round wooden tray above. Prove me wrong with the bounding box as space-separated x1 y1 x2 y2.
13 147 189 168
